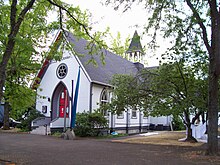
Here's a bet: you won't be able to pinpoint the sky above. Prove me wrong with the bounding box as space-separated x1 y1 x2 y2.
64 0 165 66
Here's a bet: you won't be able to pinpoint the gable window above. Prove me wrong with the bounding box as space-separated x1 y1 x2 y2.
56 63 68 79
100 89 109 116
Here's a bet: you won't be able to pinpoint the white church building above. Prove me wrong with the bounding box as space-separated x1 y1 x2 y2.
31 30 171 135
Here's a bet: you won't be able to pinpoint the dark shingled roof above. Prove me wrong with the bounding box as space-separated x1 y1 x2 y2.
64 31 139 85
126 30 144 53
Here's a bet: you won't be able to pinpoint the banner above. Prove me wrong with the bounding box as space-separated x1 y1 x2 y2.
70 67 80 128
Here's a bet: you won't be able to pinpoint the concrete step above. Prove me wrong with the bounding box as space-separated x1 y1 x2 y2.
31 125 50 135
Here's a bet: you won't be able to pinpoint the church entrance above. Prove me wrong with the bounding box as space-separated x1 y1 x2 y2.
51 82 69 120
58 88 69 118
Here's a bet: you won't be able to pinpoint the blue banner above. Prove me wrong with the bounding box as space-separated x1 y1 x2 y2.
71 67 81 128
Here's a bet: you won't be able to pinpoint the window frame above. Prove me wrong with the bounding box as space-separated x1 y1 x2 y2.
131 109 137 119
100 89 109 117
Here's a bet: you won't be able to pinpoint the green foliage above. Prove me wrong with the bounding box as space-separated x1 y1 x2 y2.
51 131 62 137
105 74 144 115
95 133 128 139
17 108 44 132
149 61 208 117
74 111 108 137
103 71 153 115
105 61 208 132
110 32 130 58
172 115 185 131
0 0 110 125
106 0 219 153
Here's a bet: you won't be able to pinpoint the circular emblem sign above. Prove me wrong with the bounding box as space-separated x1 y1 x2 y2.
56 63 68 79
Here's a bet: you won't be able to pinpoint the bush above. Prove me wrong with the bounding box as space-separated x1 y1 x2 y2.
74 111 107 137
172 115 185 131
17 108 44 132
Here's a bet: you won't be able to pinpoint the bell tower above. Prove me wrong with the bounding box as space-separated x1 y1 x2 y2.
126 30 145 64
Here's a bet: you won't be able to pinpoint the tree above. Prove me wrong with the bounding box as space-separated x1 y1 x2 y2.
0 0 107 129
107 61 208 142
146 61 208 142
106 74 142 114
106 0 220 155
110 32 130 58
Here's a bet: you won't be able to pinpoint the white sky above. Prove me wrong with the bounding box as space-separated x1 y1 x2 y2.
64 0 165 66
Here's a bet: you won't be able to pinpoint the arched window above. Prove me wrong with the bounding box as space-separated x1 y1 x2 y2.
100 89 109 116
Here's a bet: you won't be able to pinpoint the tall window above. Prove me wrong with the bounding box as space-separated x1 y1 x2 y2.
100 89 109 116
131 108 137 118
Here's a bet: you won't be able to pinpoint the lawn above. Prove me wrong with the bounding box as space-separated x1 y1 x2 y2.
112 131 205 147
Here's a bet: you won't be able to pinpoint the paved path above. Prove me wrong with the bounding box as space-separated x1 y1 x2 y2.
0 133 215 165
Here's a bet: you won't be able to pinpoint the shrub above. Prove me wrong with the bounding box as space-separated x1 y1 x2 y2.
74 111 107 137
172 115 185 131
17 108 44 132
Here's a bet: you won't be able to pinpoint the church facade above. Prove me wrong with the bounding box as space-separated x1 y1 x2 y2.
32 30 171 134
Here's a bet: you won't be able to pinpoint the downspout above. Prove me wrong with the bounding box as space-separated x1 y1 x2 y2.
139 111 142 133
126 110 129 134
89 82 93 113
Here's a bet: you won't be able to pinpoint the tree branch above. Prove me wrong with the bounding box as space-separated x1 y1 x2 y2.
10 0 17 33
14 0 36 36
0 0 36 101
47 0 93 40
185 0 211 55
175 61 188 98
208 0 219 18
59 7 63 30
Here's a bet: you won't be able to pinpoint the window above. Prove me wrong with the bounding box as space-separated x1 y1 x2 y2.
42 106 47 113
100 89 109 116
131 109 137 118
61 92 64 99
56 63 68 79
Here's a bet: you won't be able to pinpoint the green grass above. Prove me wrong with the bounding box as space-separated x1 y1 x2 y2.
51 131 62 137
95 133 128 139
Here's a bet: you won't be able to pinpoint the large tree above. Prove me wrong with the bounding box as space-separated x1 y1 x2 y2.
0 0 107 129
107 60 208 142
147 61 208 142
106 0 220 155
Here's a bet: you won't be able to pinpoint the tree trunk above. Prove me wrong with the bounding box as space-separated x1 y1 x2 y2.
206 6 220 154
3 101 10 130
185 123 197 143
207 58 219 155
183 110 197 142
0 0 36 102
0 38 16 102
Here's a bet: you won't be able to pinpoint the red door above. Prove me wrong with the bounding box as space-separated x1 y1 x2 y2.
59 88 69 118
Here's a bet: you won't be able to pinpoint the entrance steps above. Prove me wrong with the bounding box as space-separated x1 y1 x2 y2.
31 125 51 135
31 117 51 135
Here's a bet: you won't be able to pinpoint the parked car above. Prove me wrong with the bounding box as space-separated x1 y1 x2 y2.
0 118 21 128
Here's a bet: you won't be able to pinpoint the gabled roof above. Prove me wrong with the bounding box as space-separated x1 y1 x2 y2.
126 30 144 53
64 31 138 85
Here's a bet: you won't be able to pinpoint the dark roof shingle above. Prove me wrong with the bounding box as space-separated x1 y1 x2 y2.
64 31 138 85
